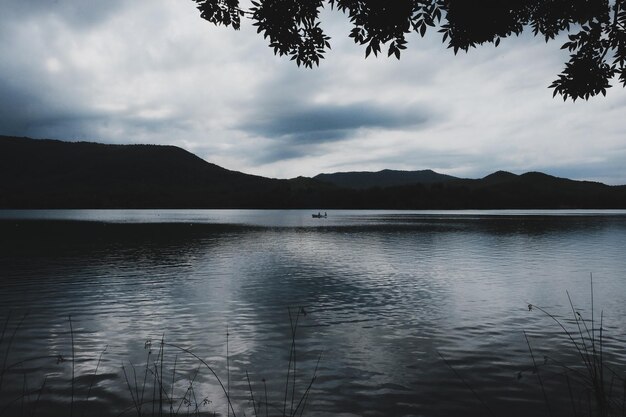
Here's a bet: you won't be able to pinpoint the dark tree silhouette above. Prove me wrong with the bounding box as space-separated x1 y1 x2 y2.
192 0 626 100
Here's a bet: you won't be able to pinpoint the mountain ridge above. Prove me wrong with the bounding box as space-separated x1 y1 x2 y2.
2 135 625 209
314 169 459 189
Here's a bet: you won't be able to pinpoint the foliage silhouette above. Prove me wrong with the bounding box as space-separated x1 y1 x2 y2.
192 0 626 100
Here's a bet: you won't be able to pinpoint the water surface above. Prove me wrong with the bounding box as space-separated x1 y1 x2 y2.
1 209 625 416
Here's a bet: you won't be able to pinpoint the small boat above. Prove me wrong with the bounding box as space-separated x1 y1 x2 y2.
312 212 327 218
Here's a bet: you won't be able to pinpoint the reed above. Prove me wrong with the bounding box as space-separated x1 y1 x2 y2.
525 275 626 417
0 307 319 417
437 350 496 417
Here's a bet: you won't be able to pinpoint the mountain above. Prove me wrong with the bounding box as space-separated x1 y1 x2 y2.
480 170 520 184
0 135 287 208
435 171 626 209
2 135 626 209
314 169 458 189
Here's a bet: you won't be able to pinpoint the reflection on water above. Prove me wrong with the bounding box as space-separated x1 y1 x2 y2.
1 210 626 416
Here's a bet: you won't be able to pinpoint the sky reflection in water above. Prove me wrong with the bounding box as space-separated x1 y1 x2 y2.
1 210 626 416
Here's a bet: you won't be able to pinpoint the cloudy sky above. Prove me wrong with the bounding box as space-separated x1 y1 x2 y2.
2 1 626 184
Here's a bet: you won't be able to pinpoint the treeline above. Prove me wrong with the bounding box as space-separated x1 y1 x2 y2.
2 135 625 209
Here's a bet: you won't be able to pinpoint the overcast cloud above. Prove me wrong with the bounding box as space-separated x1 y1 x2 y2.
1 1 626 184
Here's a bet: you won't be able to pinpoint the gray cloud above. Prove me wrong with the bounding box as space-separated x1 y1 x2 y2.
0 75 190 143
531 148 626 185
241 101 431 143
0 1 128 30
0 1 626 184
0 77 91 138
236 100 433 165
250 146 318 165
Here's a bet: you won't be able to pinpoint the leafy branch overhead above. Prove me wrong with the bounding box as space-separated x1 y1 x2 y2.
193 0 626 100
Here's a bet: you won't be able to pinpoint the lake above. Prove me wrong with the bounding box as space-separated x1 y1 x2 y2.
1 209 626 417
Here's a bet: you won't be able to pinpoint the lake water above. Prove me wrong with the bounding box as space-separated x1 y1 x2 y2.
1 209 626 417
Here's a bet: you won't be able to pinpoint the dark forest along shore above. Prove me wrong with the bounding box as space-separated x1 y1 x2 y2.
3 136 626 209
1 210 626 416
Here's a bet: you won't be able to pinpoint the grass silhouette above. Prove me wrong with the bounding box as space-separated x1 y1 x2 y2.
2 287 625 416
524 276 626 417
0 307 319 417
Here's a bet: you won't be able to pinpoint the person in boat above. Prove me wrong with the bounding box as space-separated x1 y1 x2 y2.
318 212 321 217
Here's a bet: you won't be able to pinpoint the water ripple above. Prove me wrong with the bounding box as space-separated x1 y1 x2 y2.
1 211 626 416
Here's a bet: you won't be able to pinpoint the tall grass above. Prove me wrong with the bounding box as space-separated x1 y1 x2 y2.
436 275 626 417
0 307 319 417
525 275 626 417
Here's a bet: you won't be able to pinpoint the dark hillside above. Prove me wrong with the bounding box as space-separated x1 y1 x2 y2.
480 170 519 185
0 136 284 208
455 171 624 208
2 135 625 209
314 169 458 189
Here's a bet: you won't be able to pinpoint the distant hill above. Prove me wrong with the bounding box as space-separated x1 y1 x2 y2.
314 169 459 189
423 171 626 209
2 135 626 209
0 135 287 208
480 170 520 184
